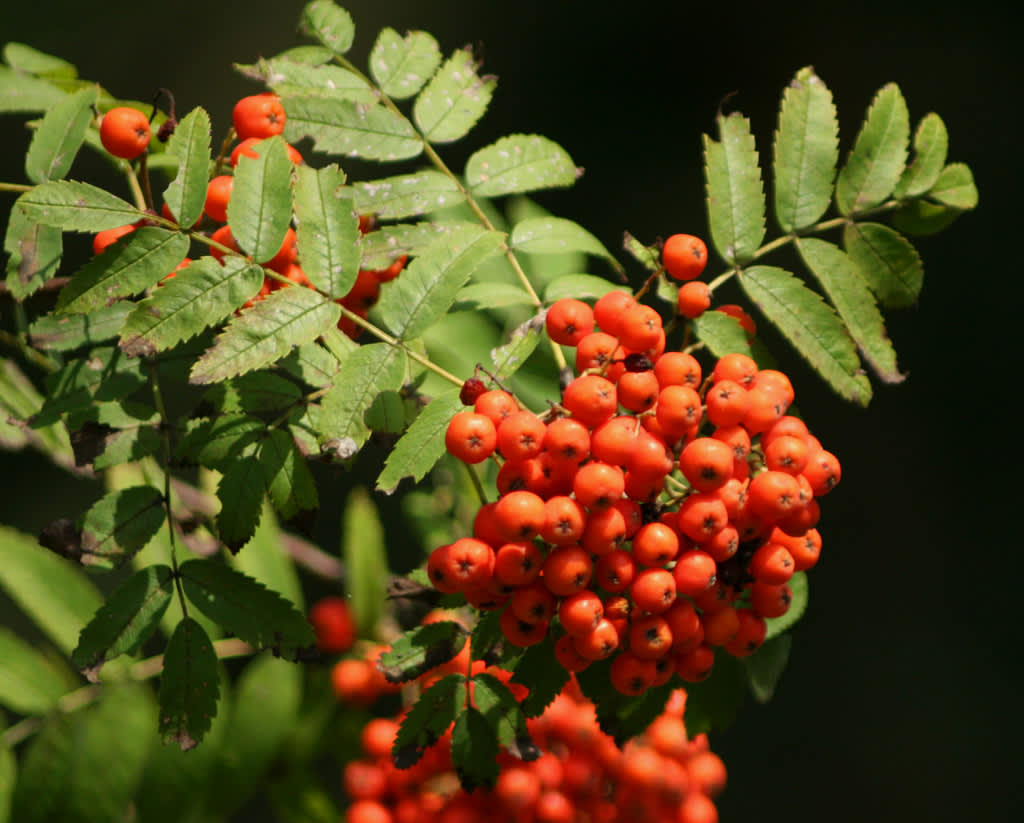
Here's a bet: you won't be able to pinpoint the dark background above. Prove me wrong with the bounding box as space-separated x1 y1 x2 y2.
1 1 1020 821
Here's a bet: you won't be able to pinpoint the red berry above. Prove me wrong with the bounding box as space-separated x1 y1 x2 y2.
100 107 151 159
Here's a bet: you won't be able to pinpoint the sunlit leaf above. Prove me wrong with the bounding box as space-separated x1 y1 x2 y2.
17 179 142 232
843 221 923 308
413 48 495 143
227 136 294 263
510 216 618 270
4 198 62 299
283 94 422 161
893 113 948 199
162 106 212 229
465 134 580 197
341 487 387 636
24 85 97 184
298 0 355 55
293 163 360 298
704 111 766 265
354 170 465 220
927 162 978 210
377 388 462 493
369 28 442 99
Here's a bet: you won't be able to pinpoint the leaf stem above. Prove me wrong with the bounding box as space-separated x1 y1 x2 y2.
0 328 60 372
0 182 33 193
462 461 489 508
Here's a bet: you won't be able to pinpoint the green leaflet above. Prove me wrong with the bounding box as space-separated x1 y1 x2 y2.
227 136 294 264
34 345 145 427
353 170 465 220
465 134 580 197
299 0 355 55
232 500 304 609
0 360 73 466
282 93 422 161
378 622 468 684
596 681 674 747
894 113 948 199
24 85 97 184
394 674 466 769
177 414 266 471
79 484 167 569
928 162 978 210
843 221 924 308
202 372 303 416
71 564 174 678
216 455 265 552
738 265 872 405
341 486 387 636
0 737 13 823
16 179 143 232
260 427 319 520
509 216 619 271
492 312 544 380
683 654 745 737
236 58 375 105
471 673 537 760
623 231 660 271
773 67 838 232
455 282 534 310
452 707 498 791
4 42 77 77
319 342 406 455
704 111 766 266
889 198 963 236
159 617 221 751
0 524 103 655
162 106 212 229
796 237 903 385
203 654 302 819
119 256 265 358
293 164 360 298
56 227 190 314
0 627 72 714
835 83 910 215
413 48 495 144
543 273 628 303
278 340 340 388
377 388 462 493
369 27 442 100
692 310 754 360
93 423 162 470
4 197 63 300
765 572 809 639
510 633 569 718
178 558 315 659
376 224 505 340
189 286 340 384
0 64 66 113
30 302 130 350
359 220 476 270
743 633 792 703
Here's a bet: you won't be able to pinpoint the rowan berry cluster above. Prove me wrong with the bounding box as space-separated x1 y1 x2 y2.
93 93 406 331
437 234 839 694
339 656 725 823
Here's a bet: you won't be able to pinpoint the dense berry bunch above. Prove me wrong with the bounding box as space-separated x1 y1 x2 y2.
438 244 839 694
90 93 407 329
338 653 725 823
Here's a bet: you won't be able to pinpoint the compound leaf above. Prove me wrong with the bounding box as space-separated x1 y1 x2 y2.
319 342 406 454
353 170 464 220
393 673 465 769
465 134 580 198
765 572 808 639
377 388 462 493
178 558 315 659
159 616 220 751
282 94 422 161
378 621 468 684
743 633 792 703
17 179 142 232
190 285 340 384
843 221 923 308
376 224 505 340
692 310 754 359
215 454 265 552
71 564 174 678
293 163 360 298
227 136 294 263
797 237 902 384
928 162 978 210
369 27 442 99
119 256 265 358
704 111 766 265
739 265 872 405
0 628 71 715
56 227 190 314
452 707 498 791
893 112 948 199
299 0 355 55
24 85 97 184
80 484 167 569
413 47 495 144
510 216 618 270
162 106 212 229
835 83 909 215
0 524 102 656
4 199 63 299
773 66 838 232
341 486 387 636
260 427 318 521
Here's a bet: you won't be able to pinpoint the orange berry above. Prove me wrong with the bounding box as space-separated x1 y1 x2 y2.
546 298 595 346
232 93 286 140
662 233 708 281
445 411 496 464
677 280 712 317
100 107 151 159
